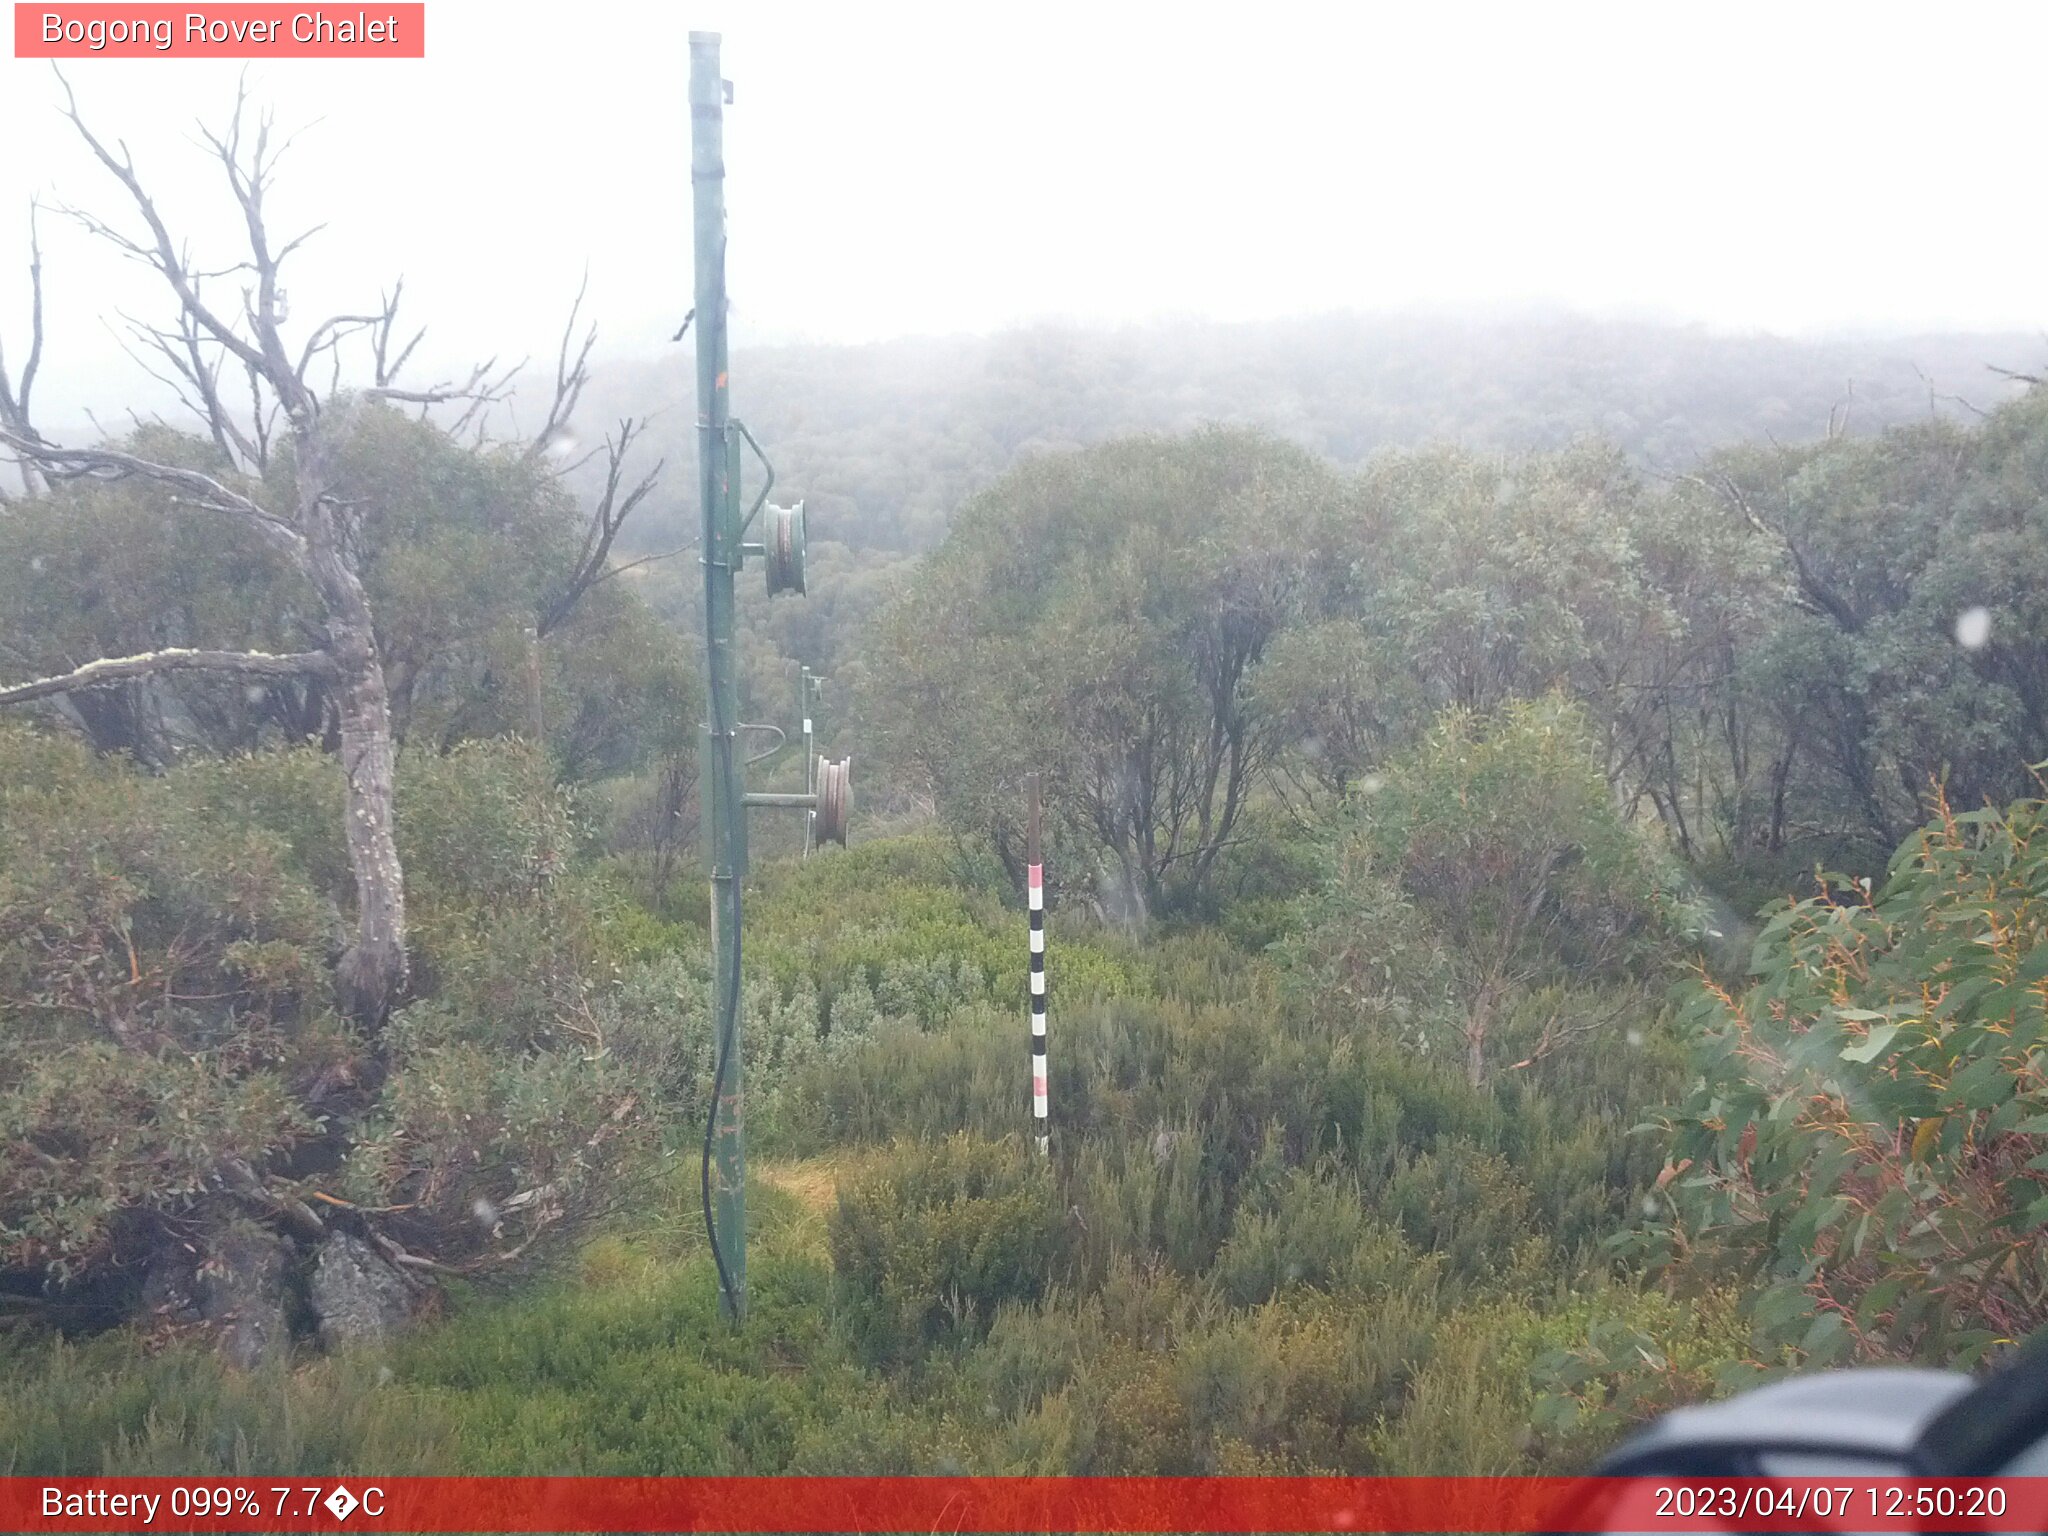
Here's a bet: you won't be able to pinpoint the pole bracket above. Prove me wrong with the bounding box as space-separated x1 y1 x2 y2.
732 418 776 539
738 721 786 765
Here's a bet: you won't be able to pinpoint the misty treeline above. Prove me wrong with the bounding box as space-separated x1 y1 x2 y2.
599 315 2039 782
588 313 2040 563
861 405 2048 918
2 81 2046 1479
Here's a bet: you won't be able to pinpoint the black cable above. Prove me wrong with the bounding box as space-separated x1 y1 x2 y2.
700 868 741 1312
696 244 741 1317
701 578 741 1311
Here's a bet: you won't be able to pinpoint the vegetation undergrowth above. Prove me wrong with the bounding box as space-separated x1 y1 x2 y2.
1 811 1728 1476
7 377 2047 1477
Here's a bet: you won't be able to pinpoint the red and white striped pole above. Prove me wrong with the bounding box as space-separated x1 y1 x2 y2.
1027 773 1049 1155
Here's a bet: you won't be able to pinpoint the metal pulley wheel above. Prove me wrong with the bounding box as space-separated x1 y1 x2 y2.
814 756 851 846
765 500 807 597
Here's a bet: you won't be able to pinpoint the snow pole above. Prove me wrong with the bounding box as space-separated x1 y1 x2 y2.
1027 774 1049 1154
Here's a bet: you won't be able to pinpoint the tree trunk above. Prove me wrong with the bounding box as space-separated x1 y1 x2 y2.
331 642 406 1023
301 430 408 1025
1465 985 1494 1089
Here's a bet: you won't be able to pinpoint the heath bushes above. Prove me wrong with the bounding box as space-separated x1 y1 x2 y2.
0 724 653 1322
0 728 341 1283
830 1135 1071 1367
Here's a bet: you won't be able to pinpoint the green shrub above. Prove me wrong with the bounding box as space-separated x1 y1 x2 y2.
1368 1298 1591 1474
830 1135 1071 1367
1528 1286 1752 1464
1384 1140 1543 1287
0 728 341 1281
1210 1168 1422 1306
1063 1128 1230 1286
0 723 661 1299
401 741 579 905
1638 789 2048 1370
1281 698 1695 1086
1171 1295 1430 1472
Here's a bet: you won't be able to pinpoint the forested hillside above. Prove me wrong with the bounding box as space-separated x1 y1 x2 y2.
2 94 2045 1469
589 315 2046 794
586 314 2043 557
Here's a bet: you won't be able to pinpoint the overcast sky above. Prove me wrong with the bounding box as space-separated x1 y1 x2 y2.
3 0 2046 424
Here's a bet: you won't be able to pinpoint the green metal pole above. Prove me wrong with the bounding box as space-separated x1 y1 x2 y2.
691 29 746 1323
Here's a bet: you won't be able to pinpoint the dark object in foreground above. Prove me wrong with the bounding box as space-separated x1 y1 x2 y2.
1596 1333 2048 1478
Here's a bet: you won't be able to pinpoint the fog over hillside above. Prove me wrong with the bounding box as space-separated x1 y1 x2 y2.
570 311 2044 556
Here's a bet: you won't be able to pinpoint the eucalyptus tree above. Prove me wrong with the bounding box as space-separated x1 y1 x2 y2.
865 428 1336 917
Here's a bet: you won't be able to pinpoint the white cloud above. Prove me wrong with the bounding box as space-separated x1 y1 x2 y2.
3 0 2044 426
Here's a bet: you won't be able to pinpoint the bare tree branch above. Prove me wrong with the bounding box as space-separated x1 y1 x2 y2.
0 427 303 548
193 79 301 396
16 200 42 423
249 356 281 466
1827 378 1855 442
537 416 664 637
590 540 695 583
0 198 48 495
51 69 280 395
1503 993 1640 1072
0 646 333 707
525 269 594 461
102 313 204 419
1912 362 1990 422
294 310 382 389
1989 363 2047 389
110 305 266 469
370 281 426 388
273 220 328 265
363 356 514 410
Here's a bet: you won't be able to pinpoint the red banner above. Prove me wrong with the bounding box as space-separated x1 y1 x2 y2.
5 1476 2048 1532
14 4 425 58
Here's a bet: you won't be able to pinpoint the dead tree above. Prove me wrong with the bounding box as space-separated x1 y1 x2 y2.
0 78 677 1023
0 79 516 1024
0 199 46 500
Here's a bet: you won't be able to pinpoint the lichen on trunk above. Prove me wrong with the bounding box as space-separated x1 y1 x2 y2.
295 420 409 1025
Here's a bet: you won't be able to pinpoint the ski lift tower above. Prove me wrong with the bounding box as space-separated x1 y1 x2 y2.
690 30 850 1324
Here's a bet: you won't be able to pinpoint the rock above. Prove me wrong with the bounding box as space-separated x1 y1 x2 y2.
309 1233 417 1348
139 1246 203 1323
193 1221 292 1369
